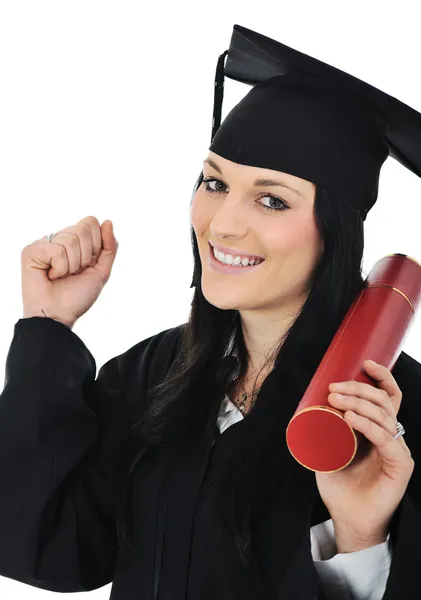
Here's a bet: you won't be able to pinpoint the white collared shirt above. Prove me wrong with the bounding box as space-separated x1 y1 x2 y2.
216 394 392 600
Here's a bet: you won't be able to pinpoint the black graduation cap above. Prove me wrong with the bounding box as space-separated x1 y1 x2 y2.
208 24 421 221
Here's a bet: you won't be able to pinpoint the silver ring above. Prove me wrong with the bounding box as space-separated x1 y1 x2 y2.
45 233 56 243
393 421 405 440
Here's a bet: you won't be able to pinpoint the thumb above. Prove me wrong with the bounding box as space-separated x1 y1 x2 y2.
95 219 119 276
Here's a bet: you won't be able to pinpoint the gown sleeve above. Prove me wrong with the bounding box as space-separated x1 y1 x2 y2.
370 350 421 599
0 316 163 593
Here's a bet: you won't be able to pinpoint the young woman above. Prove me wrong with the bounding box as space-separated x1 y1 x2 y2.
0 24 419 600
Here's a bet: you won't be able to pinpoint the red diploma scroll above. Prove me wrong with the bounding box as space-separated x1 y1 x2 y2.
286 253 421 473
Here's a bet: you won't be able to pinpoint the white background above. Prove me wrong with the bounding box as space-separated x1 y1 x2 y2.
0 0 420 597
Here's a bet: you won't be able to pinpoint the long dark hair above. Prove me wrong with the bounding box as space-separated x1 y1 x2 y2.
114 169 366 572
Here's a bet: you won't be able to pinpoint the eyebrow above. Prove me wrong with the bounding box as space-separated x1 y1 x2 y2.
203 158 304 198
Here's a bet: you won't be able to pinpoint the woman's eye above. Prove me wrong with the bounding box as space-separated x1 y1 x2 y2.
259 196 288 212
203 178 226 193
202 177 289 213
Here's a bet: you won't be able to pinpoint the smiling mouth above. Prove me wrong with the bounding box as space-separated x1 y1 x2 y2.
208 243 266 270
208 242 265 263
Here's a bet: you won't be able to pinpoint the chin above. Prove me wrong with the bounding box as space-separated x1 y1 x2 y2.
200 286 248 312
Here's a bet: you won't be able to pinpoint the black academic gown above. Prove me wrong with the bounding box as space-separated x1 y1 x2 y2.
0 317 420 599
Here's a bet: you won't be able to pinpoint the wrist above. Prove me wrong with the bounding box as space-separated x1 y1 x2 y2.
333 524 388 554
22 312 75 329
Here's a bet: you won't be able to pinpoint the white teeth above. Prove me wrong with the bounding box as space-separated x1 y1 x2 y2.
212 246 262 267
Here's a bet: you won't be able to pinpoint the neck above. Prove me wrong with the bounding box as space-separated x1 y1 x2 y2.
238 297 307 369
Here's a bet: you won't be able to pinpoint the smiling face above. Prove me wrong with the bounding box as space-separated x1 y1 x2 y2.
190 151 324 316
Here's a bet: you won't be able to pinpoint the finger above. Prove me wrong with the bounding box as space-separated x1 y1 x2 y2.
329 393 398 438
45 216 102 276
78 216 103 260
344 410 412 463
363 360 403 412
49 229 90 276
329 379 396 423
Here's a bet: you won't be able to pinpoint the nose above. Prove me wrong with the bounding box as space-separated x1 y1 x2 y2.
210 194 249 237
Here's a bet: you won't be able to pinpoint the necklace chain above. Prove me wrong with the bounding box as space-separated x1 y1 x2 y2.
235 384 262 415
231 364 274 415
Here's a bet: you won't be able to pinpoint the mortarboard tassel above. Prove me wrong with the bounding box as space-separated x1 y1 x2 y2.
211 50 229 142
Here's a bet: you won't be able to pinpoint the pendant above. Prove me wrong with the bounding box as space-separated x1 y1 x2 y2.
238 392 249 414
